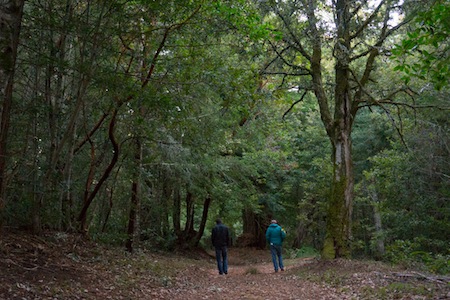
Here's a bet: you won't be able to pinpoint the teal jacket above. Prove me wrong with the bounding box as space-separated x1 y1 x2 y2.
265 223 286 246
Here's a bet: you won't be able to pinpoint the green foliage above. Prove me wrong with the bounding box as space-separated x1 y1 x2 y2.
384 239 450 274
92 232 129 247
211 0 281 40
285 246 320 259
392 0 450 90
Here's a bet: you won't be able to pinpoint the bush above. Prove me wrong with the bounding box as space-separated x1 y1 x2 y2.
286 246 320 259
384 239 450 274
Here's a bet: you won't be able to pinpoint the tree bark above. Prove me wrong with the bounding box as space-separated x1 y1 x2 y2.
0 0 25 228
191 196 211 247
240 208 267 248
126 138 142 253
78 109 119 232
322 0 354 259
173 185 182 236
184 191 195 235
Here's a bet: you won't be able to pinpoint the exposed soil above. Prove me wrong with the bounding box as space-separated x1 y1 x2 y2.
1 231 449 299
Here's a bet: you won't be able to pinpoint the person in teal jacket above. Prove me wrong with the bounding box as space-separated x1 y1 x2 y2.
265 219 286 272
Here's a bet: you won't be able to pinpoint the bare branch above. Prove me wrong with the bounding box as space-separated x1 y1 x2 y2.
275 10 311 61
350 0 386 40
349 0 368 20
283 90 309 119
267 41 311 75
262 71 311 77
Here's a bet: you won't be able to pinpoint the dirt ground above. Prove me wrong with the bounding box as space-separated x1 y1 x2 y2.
1 231 449 300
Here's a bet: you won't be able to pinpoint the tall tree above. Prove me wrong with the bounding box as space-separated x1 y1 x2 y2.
258 0 413 258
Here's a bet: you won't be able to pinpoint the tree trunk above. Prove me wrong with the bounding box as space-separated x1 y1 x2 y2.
173 185 182 236
320 0 354 259
184 191 195 235
191 196 211 247
373 203 384 259
240 208 267 248
0 0 25 228
323 136 354 259
126 138 142 253
125 180 139 253
367 181 385 259
174 190 198 247
78 110 119 232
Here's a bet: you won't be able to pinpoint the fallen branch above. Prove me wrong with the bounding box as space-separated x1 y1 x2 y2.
391 272 450 284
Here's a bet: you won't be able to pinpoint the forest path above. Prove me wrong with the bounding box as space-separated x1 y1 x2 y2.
150 249 362 300
1 233 448 299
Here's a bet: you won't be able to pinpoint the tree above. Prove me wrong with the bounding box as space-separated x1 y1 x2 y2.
0 0 25 229
258 0 413 258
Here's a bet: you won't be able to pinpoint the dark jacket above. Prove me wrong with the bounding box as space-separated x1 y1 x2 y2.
265 223 286 246
211 223 230 248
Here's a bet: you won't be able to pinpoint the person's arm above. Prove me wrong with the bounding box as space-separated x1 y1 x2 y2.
281 227 286 240
211 227 216 246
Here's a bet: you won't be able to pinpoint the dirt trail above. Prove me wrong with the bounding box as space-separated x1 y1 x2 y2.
150 248 449 300
1 233 448 300
150 250 363 300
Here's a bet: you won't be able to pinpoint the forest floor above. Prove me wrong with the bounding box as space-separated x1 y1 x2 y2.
1 231 449 300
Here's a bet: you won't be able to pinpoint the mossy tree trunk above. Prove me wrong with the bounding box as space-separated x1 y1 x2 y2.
320 0 355 259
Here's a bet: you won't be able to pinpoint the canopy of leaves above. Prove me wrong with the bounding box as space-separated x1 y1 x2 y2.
393 0 450 90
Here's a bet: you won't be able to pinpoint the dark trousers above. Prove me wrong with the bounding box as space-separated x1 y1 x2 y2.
215 246 228 274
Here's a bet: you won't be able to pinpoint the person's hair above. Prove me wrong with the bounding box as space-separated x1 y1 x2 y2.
216 218 222 224
271 219 278 224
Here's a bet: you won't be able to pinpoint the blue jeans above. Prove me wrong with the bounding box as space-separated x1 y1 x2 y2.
270 244 284 271
215 246 228 274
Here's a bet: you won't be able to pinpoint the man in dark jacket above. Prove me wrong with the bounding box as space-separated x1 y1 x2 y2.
211 218 230 275
265 219 286 272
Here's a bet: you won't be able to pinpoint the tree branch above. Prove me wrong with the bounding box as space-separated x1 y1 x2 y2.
350 0 386 40
283 90 309 119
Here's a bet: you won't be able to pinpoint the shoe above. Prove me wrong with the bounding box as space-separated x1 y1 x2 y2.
274 270 278 273
281 268 284 271
219 272 223 275
224 272 228 275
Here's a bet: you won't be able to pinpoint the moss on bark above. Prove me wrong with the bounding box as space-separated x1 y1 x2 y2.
323 175 351 259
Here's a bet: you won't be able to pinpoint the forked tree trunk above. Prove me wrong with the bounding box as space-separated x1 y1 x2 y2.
78 110 119 232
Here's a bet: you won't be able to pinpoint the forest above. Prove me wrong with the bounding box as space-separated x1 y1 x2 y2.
0 0 449 285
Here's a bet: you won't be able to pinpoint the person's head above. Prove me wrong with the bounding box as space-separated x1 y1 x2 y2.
216 218 222 224
271 219 278 224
